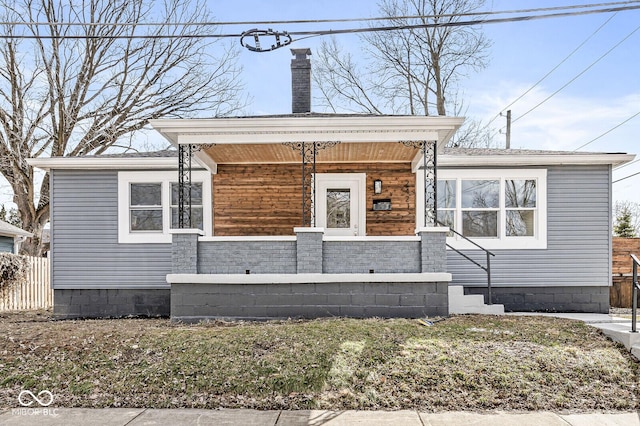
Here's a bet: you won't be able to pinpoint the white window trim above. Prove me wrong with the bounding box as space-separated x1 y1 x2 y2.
416 168 547 250
118 170 212 244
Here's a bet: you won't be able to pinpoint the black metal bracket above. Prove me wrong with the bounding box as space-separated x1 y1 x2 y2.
400 140 437 226
284 141 340 226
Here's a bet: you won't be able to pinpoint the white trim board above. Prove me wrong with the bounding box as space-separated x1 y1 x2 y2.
167 272 453 284
323 236 421 242
28 156 217 172
199 236 297 242
28 151 633 171
437 153 634 168
151 116 464 148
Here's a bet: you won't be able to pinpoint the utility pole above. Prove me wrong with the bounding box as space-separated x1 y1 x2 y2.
505 109 511 149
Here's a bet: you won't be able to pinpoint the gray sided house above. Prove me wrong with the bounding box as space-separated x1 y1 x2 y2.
28 51 634 320
0 220 33 254
29 134 633 320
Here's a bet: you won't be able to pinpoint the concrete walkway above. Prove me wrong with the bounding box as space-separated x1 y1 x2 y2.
1 408 639 426
508 312 640 359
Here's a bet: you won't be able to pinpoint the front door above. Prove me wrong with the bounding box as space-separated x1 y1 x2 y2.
316 174 366 236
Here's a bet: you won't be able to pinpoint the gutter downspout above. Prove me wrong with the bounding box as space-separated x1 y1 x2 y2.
13 235 28 254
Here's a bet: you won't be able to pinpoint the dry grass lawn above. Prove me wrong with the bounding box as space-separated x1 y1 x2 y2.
1 311 638 412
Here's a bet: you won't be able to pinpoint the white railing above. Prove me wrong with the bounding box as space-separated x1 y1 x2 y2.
0 256 52 311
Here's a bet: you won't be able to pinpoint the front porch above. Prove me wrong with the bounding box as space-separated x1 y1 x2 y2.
151 114 486 321
168 227 451 322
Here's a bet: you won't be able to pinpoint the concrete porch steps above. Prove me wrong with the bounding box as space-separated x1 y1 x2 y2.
448 285 505 315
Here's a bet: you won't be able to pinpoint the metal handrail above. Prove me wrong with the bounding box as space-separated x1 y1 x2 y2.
437 221 496 305
630 254 640 333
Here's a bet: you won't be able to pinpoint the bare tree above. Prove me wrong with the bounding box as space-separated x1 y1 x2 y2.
313 0 491 144
0 0 245 255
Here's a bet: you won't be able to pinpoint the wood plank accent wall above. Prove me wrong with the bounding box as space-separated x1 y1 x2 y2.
213 163 416 236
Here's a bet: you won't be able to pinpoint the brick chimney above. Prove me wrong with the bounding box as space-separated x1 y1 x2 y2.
291 48 311 114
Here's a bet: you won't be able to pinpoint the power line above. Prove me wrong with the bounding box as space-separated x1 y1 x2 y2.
1 4 639 40
513 24 640 124
484 12 617 129
573 111 640 151
613 170 640 183
3 1 639 27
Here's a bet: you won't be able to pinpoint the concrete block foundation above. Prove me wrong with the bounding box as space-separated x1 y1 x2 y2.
465 286 609 313
168 273 450 322
53 289 171 319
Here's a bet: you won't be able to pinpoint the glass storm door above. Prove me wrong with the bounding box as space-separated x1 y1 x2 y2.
316 174 365 236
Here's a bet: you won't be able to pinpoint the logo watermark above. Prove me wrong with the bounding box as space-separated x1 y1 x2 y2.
12 390 59 417
18 390 54 407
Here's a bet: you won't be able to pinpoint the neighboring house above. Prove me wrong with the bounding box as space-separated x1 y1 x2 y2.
0 219 33 254
28 49 635 320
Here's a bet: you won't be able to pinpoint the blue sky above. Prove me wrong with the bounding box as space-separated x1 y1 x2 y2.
3 1 640 210
214 0 639 203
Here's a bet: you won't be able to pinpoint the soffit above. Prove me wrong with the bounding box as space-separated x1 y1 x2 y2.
203 142 419 164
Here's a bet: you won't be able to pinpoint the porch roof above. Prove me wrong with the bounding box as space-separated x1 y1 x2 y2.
149 115 465 166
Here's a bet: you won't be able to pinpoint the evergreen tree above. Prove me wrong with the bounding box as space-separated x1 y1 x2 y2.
614 207 636 238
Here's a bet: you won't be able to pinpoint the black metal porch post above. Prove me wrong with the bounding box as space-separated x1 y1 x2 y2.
178 143 193 228
423 140 437 227
301 142 317 227
400 140 437 226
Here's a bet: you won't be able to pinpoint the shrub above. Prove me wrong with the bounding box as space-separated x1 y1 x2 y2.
0 253 27 302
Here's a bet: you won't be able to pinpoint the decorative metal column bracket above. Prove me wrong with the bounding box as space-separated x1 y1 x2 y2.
400 140 438 226
178 143 215 229
284 141 340 227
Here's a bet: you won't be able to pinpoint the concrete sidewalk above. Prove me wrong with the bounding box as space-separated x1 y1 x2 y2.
1 408 639 426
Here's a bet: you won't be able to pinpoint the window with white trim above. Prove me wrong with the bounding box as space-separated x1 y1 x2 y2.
118 171 212 243
129 182 163 231
505 179 537 237
460 179 500 237
170 182 203 230
417 169 547 249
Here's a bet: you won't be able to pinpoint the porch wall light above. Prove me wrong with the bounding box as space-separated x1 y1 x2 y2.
374 179 382 194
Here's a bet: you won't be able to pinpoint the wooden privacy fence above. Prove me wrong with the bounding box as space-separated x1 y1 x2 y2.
612 237 640 308
0 256 52 311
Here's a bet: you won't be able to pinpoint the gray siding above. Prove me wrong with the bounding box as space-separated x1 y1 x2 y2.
447 165 611 288
51 170 171 289
51 163 612 297
0 236 13 253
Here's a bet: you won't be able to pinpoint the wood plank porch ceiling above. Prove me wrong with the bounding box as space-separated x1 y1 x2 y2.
203 142 420 164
